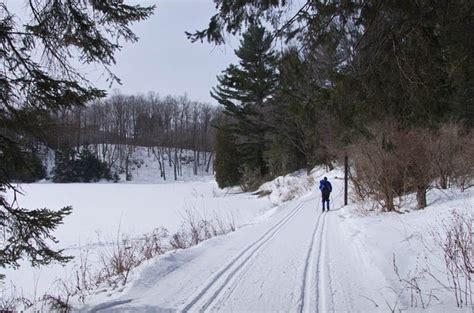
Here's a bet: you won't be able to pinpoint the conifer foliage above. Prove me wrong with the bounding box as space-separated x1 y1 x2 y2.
199 0 473 210
212 25 278 188
53 146 112 183
0 1 154 277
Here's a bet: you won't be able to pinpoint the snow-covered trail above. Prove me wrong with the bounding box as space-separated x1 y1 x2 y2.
80 176 385 312
182 196 323 312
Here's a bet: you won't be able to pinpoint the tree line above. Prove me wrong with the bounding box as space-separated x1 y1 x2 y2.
3 91 217 183
207 1 473 211
43 92 217 181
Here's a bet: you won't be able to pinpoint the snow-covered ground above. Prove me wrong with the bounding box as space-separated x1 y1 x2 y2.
40 146 214 184
2 166 473 312
2 180 274 308
70 170 471 312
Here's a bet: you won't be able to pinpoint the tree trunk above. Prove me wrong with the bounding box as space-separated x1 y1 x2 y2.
383 193 395 212
161 153 166 180
439 175 448 189
125 155 131 181
193 150 198 175
206 152 213 173
416 186 427 209
173 149 178 180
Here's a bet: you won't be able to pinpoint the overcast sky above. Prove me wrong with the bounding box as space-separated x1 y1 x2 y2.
98 0 239 104
6 0 239 104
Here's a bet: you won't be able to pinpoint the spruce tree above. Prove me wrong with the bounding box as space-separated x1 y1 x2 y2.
211 25 278 186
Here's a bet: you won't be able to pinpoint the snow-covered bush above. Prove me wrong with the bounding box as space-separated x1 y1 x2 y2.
0 282 30 312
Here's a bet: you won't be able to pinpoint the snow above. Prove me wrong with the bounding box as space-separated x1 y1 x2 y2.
72 169 471 312
332 187 473 312
3 165 473 312
3 181 273 307
38 146 214 184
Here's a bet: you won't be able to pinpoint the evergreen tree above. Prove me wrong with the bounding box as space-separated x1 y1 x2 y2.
52 146 77 183
211 25 278 186
195 0 473 211
267 47 336 173
0 1 154 278
195 0 473 127
53 146 112 183
214 123 242 188
75 148 112 182
0 140 46 183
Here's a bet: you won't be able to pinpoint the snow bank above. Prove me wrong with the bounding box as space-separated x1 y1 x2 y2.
257 167 338 205
331 186 473 311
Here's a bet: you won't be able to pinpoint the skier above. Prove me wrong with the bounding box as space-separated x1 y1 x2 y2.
319 176 332 212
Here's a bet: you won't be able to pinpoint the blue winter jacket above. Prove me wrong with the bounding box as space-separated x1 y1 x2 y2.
319 180 332 193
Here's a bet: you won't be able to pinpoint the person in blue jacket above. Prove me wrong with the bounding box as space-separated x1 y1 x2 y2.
319 177 332 212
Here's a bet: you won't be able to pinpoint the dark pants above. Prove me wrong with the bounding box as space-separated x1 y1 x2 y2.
322 192 330 210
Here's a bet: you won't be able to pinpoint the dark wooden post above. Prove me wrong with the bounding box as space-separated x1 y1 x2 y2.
344 154 348 206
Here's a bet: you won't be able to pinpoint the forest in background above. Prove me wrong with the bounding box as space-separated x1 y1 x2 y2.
5 1 474 212
3 92 217 183
208 1 473 212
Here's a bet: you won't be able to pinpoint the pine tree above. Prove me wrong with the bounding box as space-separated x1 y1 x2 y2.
211 25 278 185
0 1 154 278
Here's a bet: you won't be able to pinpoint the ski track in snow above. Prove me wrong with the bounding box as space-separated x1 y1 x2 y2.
181 195 340 313
181 197 312 312
79 171 411 312
14 167 471 312
299 205 325 313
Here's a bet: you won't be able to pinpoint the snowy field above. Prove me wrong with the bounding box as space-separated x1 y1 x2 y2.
3 180 274 305
2 167 473 312
79 170 474 311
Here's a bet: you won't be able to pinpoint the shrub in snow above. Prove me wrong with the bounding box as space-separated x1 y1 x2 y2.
350 126 432 211
240 165 265 192
350 123 473 212
388 209 473 311
43 209 238 301
0 282 31 312
430 210 473 308
53 146 113 183
428 123 474 191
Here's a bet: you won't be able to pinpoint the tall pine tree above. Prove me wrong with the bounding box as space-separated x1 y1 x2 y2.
211 25 278 187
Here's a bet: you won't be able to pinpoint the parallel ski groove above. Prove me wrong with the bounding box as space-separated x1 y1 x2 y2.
299 209 325 313
321 214 336 313
316 211 329 313
182 198 311 312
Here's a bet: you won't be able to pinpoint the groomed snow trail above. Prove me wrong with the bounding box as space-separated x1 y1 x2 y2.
81 176 384 312
181 197 330 312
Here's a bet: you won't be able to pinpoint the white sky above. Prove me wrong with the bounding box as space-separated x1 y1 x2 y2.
98 0 239 104
5 0 240 104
